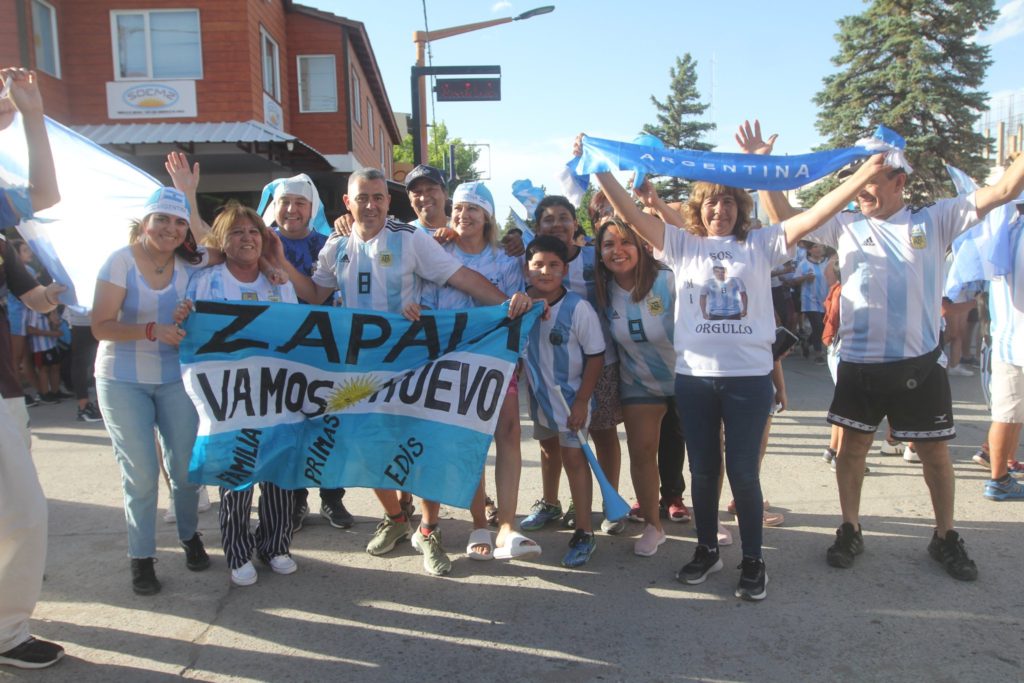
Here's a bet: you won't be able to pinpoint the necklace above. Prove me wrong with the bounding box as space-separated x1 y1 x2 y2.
140 239 174 274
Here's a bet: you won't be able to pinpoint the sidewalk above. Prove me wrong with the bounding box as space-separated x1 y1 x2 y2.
4 356 1020 682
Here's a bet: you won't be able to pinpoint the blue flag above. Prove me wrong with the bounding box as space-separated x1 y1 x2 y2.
181 300 541 508
575 126 912 191
507 209 534 248
512 179 545 219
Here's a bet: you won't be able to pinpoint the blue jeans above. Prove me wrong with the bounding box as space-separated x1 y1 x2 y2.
97 378 200 558
675 373 773 559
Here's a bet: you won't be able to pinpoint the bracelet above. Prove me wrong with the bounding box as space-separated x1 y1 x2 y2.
145 322 156 342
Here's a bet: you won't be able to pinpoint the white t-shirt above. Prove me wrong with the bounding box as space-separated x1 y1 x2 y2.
311 219 461 314
186 262 298 305
807 194 979 363
421 243 523 310
524 290 604 433
604 268 676 398
655 223 790 377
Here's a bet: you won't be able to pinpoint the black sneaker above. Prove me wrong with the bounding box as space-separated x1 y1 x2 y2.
735 556 769 601
320 499 354 529
130 557 161 595
292 501 309 532
24 394 40 408
0 636 65 669
77 402 103 422
676 544 723 584
927 529 978 581
37 393 59 405
54 390 74 400
826 522 864 568
181 532 210 571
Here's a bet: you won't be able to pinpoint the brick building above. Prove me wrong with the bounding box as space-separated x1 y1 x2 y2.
4 0 410 219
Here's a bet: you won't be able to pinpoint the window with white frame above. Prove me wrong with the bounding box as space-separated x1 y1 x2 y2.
261 28 280 101
110 9 202 80
31 0 60 78
380 130 386 169
297 55 337 113
350 68 361 125
367 100 374 145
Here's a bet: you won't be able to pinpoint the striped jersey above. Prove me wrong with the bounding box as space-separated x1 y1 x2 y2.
524 290 604 433
94 245 208 384
187 263 297 305
989 218 1024 367
796 258 829 313
604 268 676 398
656 223 791 377
565 243 617 364
421 243 524 310
807 194 979 363
25 309 57 353
311 219 461 314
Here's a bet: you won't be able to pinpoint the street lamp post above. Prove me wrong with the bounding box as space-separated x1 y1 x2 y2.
411 5 554 165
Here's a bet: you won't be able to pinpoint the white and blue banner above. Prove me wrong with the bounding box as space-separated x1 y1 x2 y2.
574 126 912 191
181 300 541 508
0 113 159 308
507 209 534 248
944 163 1022 300
512 179 545 219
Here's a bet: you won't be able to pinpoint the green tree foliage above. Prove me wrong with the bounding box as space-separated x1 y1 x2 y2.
394 121 481 193
576 185 596 235
801 0 998 207
643 54 716 203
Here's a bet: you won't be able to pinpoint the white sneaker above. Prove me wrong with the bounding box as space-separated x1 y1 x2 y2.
231 561 257 586
600 517 626 535
880 440 904 456
197 487 212 512
903 445 921 463
268 554 297 575
163 497 176 524
947 365 974 377
717 520 733 546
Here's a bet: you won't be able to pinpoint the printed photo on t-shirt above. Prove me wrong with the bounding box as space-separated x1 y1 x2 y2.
699 265 747 320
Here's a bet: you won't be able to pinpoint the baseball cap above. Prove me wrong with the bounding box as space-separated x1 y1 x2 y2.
405 164 446 190
143 187 190 222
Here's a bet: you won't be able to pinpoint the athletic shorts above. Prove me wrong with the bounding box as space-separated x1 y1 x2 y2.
32 348 59 368
620 380 672 406
827 358 955 441
990 358 1024 424
589 362 623 430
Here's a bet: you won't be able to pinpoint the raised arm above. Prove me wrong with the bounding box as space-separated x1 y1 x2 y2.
577 134 667 250
4 68 59 212
165 151 211 242
976 151 1024 220
633 177 687 227
783 154 886 247
735 120 800 223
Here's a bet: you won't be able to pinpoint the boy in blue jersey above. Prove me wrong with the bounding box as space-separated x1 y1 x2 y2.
522 235 605 567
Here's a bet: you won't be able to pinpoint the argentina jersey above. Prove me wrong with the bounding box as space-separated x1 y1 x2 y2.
312 219 461 314
606 269 676 399
187 263 296 304
421 244 524 310
988 218 1024 367
700 276 745 318
809 195 978 363
798 258 829 312
525 291 604 434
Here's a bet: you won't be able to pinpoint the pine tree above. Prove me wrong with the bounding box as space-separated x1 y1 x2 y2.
643 54 716 203
802 0 998 206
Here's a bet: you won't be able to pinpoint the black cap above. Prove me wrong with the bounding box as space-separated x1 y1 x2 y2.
404 164 446 190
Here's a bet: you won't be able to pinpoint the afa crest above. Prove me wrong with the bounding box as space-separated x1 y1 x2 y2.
378 250 394 267
647 295 664 316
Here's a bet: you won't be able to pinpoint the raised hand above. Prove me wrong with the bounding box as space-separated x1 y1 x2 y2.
735 120 778 156
165 151 200 194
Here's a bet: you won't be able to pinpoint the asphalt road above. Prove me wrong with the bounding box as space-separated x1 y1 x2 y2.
3 355 1021 682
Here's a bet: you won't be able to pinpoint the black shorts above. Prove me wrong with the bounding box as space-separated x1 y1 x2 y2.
827 359 955 441
33 348 59 368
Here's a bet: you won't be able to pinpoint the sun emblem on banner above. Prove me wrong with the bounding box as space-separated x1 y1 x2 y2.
326 377 380 412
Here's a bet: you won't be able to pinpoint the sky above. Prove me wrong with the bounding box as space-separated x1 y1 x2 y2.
306 0 1024 218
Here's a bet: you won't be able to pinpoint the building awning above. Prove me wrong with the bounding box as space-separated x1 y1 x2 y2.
71 120 334 176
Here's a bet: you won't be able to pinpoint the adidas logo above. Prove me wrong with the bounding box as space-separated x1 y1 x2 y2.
341 254 351 263
862 236 875 247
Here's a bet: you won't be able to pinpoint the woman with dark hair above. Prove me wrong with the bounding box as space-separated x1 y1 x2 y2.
91 178 212 596
593 216 678 556
592 131 885 600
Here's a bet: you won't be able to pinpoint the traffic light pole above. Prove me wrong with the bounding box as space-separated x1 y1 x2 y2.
410 65 500 166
